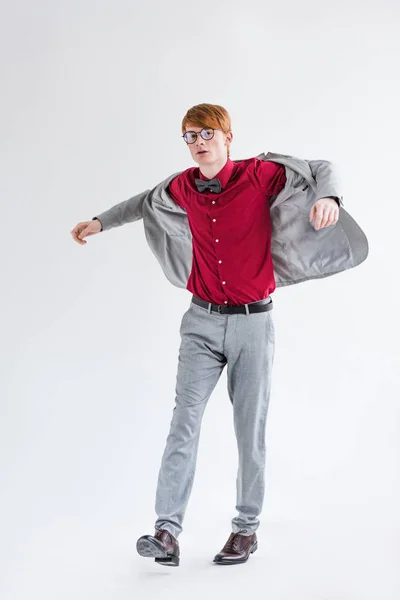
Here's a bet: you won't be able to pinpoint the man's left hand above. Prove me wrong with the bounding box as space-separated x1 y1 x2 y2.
309 197 339 230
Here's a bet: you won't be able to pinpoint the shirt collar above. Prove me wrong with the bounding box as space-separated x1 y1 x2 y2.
197 157 234 190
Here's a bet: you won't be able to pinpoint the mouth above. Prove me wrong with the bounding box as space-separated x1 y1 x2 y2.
197 150 208 155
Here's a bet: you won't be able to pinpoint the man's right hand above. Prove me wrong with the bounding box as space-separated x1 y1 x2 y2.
71 219 102 245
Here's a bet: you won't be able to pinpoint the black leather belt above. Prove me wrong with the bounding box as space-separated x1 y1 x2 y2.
191 294 273 315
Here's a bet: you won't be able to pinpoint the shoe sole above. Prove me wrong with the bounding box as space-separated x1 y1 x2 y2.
136 537 180 567
213 541 258 565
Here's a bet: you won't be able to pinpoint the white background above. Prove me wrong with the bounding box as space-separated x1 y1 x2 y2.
1 0 399 598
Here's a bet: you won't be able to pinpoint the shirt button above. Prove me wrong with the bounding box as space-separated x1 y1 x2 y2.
218 260 222 264
222 281 226 285
224 301 228 304
215 239 219 242
213 219 216 222
212 201 216 204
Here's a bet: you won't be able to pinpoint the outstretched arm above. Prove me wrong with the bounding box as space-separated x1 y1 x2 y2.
91 189 150 232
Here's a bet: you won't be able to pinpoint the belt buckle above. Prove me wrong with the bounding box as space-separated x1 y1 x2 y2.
217 305 223 313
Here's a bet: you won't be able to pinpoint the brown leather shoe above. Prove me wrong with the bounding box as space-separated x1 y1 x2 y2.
213 532 258 565
136 528 180 566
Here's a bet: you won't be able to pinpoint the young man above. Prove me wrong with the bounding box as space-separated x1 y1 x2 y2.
71 103 367 567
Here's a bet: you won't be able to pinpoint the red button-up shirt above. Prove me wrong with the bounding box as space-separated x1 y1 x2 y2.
167 156 287 306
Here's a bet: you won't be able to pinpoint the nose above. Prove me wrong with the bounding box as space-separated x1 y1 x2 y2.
195 141 207 154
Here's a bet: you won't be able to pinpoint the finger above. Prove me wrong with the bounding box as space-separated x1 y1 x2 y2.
320 207 332 228
72 233 86 244
325 209 337 227
314 211 323 229
327 214 335 226
78 227 90 239
71 228 86 244
72 225 82 237
320 214 329 228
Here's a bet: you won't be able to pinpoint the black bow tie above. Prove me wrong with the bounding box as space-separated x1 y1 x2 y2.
194 177 222 194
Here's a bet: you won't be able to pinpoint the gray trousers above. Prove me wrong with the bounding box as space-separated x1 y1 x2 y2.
154 296 276 539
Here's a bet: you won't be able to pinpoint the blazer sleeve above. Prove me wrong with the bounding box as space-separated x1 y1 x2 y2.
91 189 150 231
305 159 344 207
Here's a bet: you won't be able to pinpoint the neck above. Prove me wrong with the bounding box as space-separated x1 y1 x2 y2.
200 156 228 179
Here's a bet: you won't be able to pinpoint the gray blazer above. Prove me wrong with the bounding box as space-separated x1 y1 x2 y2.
93 151 369 290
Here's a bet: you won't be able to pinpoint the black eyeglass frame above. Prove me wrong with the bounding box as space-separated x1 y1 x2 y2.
181 128 223 144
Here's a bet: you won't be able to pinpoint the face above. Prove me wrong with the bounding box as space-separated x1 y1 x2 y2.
183 124 233 165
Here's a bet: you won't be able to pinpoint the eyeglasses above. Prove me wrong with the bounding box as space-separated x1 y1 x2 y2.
182 128 222 144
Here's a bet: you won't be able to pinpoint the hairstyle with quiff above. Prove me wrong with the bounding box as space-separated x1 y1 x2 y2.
181 103 232 158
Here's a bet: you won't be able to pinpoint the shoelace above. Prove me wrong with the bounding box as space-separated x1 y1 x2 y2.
223 533 241 552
